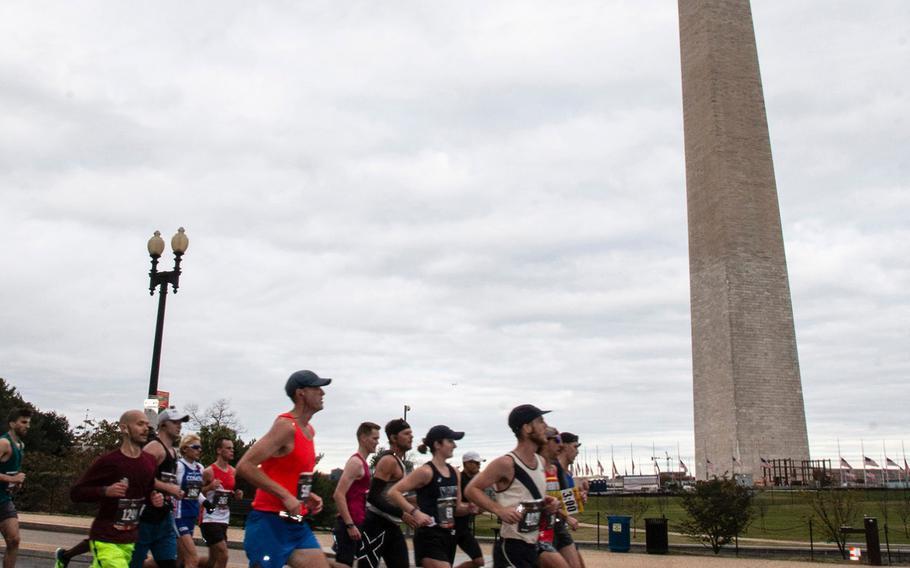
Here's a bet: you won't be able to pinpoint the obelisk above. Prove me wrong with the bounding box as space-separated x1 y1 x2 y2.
678 0 810 481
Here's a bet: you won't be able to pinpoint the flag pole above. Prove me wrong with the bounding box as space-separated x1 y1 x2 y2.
882 440 889 486
902 440 908 485
903 440 908 485
837 437 843 487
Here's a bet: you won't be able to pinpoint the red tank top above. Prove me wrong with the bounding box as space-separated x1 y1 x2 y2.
211 464 235 491
251 413 317 515
345 453 371 525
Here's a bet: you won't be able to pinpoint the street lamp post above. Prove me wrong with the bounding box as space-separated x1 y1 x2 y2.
146 227 189 400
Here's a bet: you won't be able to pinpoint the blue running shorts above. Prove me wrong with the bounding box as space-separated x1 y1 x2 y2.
243 510 321 568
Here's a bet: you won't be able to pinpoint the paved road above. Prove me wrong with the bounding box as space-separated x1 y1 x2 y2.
6 513 845 568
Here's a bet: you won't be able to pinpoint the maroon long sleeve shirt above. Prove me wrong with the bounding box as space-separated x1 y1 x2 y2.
71 449 157 543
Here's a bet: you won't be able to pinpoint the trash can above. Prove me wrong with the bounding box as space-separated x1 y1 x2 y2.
645 517 669 554
607 515 632 552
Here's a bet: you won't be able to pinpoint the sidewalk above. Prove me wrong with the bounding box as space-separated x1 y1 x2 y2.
9 513 855 568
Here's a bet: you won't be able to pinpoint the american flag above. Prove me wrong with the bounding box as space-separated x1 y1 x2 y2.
864 456 880 468
760 457 770 468
597 460 604 476
886 457 900 468
612 460 619 479
840 457 852 470
679 459 688 474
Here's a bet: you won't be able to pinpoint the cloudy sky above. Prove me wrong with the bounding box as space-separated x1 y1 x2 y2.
1 2 907 474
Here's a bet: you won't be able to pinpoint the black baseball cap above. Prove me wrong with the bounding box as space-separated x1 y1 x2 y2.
386 418 411 438
284 370 332 398
508 404 551 432
425 425 465 443
560 432 580 446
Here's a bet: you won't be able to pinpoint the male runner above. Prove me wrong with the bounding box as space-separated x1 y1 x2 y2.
454 451 484 568
198 437 244 568
130 407 188 568
0 408 31 568
236 370 331 568
357 418 417 568
70 410 164 568
553 433 585 568
464 405 561 568
332 422 380 568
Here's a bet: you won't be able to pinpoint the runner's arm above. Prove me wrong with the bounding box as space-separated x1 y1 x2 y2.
332 456 363 526
202 465 223 493
465 455 522 524
388 465 433 527
143 441 182 497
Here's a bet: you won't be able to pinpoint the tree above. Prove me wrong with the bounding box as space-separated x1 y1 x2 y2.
623 495 651 539
0 378 74 455
679 477 754 554
896 490 910 538
73 418 121 455
186 398 245 434
808 489 859 559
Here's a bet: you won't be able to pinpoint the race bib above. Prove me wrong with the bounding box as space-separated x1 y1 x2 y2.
115 498 144 528
297 472 314 501
560 488 579 515
213 489 232 509
185 479 203 499
516 499 543 534
436 497 456 529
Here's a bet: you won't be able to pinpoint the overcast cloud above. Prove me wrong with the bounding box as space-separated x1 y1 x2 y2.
1 1 907 473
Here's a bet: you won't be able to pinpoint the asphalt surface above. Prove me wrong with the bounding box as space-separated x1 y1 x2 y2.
3 513 866 567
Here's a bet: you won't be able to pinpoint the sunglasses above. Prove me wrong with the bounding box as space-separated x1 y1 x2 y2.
188 444 202 450
548 436 562 444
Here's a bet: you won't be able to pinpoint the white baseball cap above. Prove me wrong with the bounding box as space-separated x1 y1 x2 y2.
462 451 484 463
158 407 190 423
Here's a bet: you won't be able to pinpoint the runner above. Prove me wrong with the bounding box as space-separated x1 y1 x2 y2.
198 437 244 568
537 429 571 568
69 410 164 568
357 418 417 568
454 452 484 568
0 408 31 568
331 422 380 568
175 433 205 568
464 405 562 568
130 407 188 568
387 425 466 568
553 432 585 568
236 369 331 568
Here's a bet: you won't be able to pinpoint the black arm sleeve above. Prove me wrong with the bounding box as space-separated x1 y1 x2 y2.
367 476 404 518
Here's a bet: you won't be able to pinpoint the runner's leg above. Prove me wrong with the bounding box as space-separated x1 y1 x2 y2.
287 548 331 568
0 517 20 568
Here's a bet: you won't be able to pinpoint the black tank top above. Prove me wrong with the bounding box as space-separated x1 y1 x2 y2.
139 439 178 522
416 462 457 523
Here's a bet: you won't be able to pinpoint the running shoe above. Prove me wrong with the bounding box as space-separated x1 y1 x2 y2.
55 547 68 568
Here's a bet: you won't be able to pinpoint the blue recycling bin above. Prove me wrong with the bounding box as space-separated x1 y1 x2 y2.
607 515 632 552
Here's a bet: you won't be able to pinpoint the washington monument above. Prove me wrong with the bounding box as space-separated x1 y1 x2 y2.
678 0 810 480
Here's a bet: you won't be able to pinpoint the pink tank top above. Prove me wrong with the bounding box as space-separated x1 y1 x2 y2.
251 413 316 515
345 453 371 525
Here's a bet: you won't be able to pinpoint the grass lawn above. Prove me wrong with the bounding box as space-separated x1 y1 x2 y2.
471 490 910 546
